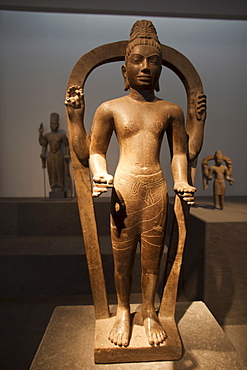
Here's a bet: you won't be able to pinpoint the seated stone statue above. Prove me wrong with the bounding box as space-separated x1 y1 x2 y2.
89 20 197 347
39 113 71 196
202 150 234 209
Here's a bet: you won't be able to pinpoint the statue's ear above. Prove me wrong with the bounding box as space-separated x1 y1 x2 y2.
121 65 130 91
155 81 160 92
155 65 162 92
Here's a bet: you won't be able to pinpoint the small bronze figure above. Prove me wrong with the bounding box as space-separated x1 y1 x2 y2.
202 150 234 209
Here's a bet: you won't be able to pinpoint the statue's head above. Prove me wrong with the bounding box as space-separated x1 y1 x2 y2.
214 150 223 166
50 113 59 131
122 20 162 92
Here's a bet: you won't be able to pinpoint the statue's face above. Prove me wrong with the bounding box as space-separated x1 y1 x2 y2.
124 44 162 90
50 118 59 131
215 155 223 166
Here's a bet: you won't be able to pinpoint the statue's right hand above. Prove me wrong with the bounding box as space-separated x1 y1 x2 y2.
39 123 44 134
92 173 114 197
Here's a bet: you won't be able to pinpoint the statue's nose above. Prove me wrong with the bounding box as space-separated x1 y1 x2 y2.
141 58 150 71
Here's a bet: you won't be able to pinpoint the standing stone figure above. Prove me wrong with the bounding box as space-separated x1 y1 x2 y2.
39 113 71 197
90 21 197 347
65 19 206 362
202 150 234 209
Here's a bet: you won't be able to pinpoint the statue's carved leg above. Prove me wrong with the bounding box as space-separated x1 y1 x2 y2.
108 236 138 347
219 195 224 210
141 230 167 345
109 171 168 347
213 194 218 208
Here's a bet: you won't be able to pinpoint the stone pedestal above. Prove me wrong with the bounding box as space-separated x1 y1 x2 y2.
30 302 244 369
182 197 247 325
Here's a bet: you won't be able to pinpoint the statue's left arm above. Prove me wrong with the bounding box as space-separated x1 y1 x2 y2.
186 90 207 162
167 105 196 205
224 166 235 185
61 134 70 162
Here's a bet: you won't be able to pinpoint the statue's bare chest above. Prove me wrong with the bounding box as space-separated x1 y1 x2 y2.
112 103 167 139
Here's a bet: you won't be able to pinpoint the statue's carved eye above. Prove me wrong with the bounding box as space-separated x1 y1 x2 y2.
149 56 160 65
130 54 143 64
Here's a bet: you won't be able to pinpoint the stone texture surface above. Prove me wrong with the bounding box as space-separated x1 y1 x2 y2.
30 302 245 369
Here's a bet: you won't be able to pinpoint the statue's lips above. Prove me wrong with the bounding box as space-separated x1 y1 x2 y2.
137 75 153 81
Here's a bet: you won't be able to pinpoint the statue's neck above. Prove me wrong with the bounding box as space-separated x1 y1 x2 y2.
128 88 157 102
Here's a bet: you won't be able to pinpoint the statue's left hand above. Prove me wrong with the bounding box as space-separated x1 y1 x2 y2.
196 92 207 121
64 85 84 109
174 183 196 205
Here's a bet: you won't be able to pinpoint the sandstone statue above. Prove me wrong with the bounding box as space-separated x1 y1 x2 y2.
65 20 206 363
202 150 234 209
39 113 72 197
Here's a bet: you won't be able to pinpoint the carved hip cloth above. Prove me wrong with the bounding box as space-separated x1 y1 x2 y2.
47 151 64 189
213 179 225 196
110 170 168 252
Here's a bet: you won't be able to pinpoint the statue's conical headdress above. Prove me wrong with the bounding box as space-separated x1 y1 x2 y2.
125 20 162 61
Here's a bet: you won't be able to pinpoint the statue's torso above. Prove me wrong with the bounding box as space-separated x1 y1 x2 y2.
108 96 178 176
45 131 65 153
210 165 227 181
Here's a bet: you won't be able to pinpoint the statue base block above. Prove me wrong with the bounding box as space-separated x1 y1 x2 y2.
95 312 182 363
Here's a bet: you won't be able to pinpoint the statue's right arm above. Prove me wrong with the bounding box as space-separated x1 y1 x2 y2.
89 103 114 197
207 166 214 180
38 123 47 147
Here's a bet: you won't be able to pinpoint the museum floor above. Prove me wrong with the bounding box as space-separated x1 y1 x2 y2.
0 197 246 369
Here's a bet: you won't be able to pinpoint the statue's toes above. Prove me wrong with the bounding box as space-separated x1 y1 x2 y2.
108 329 115 343
122 333 129 347
158 330 166 344
153 332 161 345
148 332 155 346
117 333 123 347
112 332 119 345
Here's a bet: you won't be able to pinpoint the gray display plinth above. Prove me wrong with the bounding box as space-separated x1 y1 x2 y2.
182 197 247 326
30 302 244 369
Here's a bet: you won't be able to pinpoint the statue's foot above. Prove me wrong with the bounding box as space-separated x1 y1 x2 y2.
108 307 130 347
143 310 167 346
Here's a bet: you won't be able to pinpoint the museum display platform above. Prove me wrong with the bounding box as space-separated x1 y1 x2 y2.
29 301 245 369
181 196 247 326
